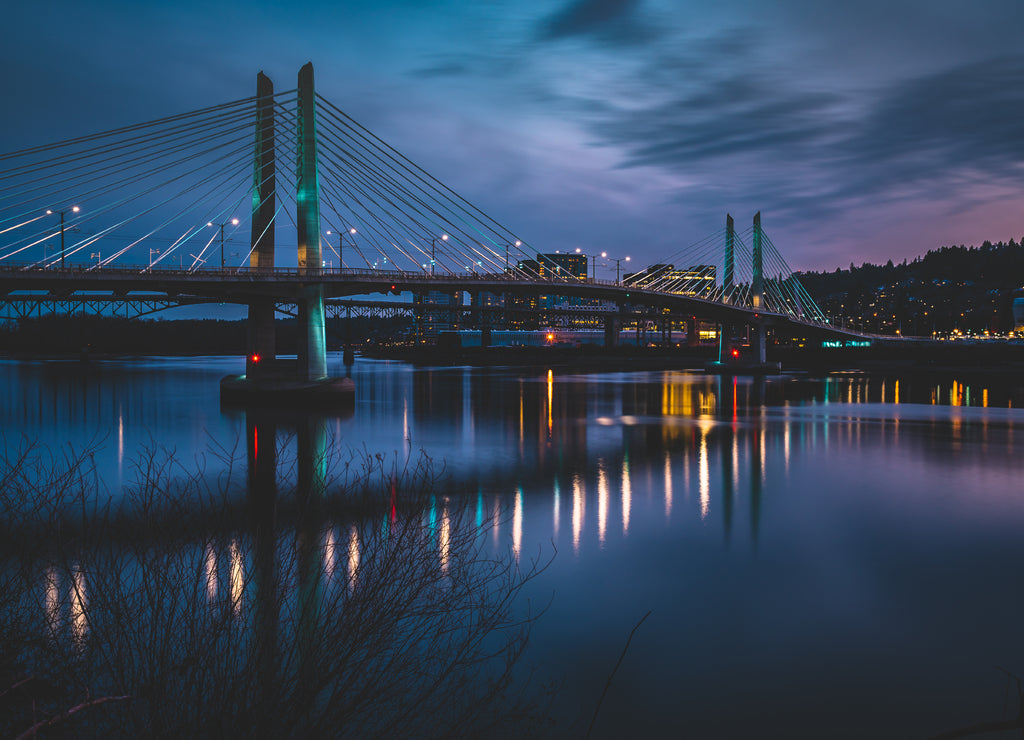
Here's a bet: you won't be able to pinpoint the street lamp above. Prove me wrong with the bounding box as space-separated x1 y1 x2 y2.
208 218 239 270
326 226 357 269
608 255 631 284
47 206 80 270
431 233 448 276
506 239 521 273
149 248 161 270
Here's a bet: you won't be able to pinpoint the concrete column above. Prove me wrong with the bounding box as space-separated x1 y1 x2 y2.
724 214 734 302
250 72 276 271
296 62 322 275
752 212 763 309
687 316 699 347
718 323 730 363
247 72 277 376
604 315 619 348
298 284 328 380
295 63 327 380
752 321 767 364
246 300 276 375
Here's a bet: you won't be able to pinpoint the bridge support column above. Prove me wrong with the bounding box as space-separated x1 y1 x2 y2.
298 284 328 381
295 62 327 381
752 321 767 365
724 214 734 303
246 71 277 376
718 323 729 363
604 315 619 348
687 316 699 347
247 300 277 375
752 212 763 310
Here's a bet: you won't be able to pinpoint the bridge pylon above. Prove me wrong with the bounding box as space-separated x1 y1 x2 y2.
247 71 277 376
222 64 350 405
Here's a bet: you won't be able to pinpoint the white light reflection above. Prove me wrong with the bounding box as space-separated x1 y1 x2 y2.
117 405 124 482
572 474 584 554
621 458 632 535
324 528 338 578
512 488 523 560
553 479 560 537
784 420 791 473
348 525 361 589
731 432 739 488
204 542 218 602
45 566 60 631
598 461 609 545
492 496 501 549
440 503 451 573
71 564 88 648
229 539 244 616
664 452 673 518
698 426 710 520
403 397 410 462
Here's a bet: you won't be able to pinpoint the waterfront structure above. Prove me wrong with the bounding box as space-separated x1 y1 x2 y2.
0 67 863 375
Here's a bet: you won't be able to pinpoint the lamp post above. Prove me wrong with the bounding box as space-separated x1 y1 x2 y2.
609 255 631 284
506 239 521 273
326 226 357 269
47 206 80 270
149 248 161 270
431 233 448 276
208 218 239 270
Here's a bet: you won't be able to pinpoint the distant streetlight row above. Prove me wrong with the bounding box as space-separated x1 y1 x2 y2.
36 210 578 279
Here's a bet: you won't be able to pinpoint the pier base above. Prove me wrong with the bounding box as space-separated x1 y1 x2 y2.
704 360 782 375
220 373 354 407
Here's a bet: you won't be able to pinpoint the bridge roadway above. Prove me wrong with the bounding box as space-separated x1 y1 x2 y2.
0 263 871 341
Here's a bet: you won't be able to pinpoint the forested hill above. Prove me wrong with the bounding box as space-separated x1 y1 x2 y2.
797 239 1024 335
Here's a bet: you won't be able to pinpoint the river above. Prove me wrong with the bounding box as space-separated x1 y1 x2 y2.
2 355 1023 738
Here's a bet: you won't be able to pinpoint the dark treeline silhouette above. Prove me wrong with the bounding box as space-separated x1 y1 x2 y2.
799 238 1024 335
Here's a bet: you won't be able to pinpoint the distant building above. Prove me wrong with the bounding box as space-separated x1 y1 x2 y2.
1013 288 1024 332
624 264 717 298
415 290 463 336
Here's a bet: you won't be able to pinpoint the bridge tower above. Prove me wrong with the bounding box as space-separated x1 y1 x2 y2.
295 62 328 380
724 213 734 302
247 71 277 375
752 211 763 310
751 212 767 364
222 64 352 404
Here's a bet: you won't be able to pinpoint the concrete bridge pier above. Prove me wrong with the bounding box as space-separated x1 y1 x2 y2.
297 284 328 381
604 315 620 348
687 316 699 347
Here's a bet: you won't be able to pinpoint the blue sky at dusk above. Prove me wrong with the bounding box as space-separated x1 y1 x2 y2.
3 0 1023 273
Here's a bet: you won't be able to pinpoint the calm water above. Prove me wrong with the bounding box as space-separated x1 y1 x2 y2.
3 355 1024 738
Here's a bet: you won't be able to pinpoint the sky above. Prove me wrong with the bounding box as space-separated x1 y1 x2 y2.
3 0 1024 274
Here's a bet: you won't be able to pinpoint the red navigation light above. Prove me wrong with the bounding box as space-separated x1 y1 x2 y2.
731 349 740 358
251 353 260 364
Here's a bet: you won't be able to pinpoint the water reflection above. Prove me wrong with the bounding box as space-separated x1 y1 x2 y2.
4 358 1024 738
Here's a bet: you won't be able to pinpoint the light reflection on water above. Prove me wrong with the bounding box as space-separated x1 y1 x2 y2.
4 356 1024 738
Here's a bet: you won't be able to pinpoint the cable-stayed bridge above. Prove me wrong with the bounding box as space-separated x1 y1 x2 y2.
0 64 867 389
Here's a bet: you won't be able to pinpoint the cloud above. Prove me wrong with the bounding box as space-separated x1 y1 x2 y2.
567 46 1024 228
538 0 657 45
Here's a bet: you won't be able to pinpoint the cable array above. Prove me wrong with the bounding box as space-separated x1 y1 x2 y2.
0 84 828 325
0 91 298 271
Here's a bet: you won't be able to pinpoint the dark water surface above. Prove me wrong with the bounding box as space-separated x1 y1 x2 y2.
3 355 1024 738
